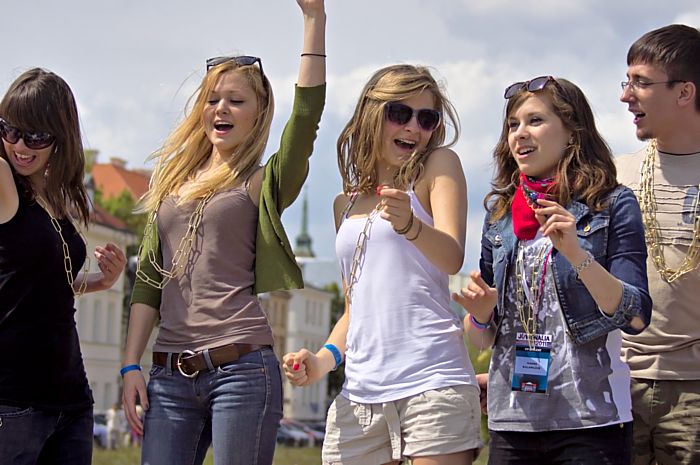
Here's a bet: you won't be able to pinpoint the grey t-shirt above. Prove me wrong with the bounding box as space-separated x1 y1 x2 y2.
488 235 633 432
155 186 274 352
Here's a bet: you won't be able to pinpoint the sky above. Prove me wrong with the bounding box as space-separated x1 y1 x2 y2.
2 0 699 275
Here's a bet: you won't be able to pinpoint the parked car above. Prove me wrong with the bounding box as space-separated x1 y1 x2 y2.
276 423 310 447
281 418 324 446
93 412 108 448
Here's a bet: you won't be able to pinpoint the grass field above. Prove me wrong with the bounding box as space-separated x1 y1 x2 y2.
93 444 488 464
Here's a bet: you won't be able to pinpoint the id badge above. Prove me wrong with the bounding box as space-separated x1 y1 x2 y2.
511 332 552 394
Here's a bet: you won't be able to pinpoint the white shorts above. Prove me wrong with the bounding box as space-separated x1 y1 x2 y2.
322 385 482 465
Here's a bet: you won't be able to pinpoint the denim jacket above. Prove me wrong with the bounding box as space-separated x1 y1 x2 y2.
480 185 652 345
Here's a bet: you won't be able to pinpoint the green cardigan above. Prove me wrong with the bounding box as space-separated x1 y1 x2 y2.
131 84 326 310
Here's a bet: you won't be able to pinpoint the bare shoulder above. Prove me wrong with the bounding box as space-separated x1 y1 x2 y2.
417 147 466 192
0 158 19 224
423 147 464 177
333 191 352 231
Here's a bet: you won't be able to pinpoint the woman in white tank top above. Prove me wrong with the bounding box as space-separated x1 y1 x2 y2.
284 64 482 465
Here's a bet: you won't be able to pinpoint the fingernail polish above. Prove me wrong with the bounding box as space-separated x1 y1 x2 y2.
293 363 299 371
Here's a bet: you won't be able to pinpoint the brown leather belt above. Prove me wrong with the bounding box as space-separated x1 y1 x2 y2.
153 343 268 378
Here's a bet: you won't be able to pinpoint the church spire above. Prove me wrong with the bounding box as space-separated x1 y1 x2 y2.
294 188 314 258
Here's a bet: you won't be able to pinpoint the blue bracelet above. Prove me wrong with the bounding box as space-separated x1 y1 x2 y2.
323 343 343 371
470 313 493 331
120 364 142 377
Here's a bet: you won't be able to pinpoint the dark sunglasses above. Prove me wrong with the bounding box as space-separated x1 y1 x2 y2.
206 55 265 80
384 102 441 132
504 75 555 99
0 118 56 150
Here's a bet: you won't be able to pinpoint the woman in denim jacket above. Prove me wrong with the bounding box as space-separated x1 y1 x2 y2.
453 76 651 465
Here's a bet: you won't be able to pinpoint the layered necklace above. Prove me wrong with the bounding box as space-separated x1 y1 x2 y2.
514 240 553 350
35 196 90 297
640 140 700 282
136 191 215 289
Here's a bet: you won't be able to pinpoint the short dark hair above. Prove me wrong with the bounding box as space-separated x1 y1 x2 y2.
627 24 700 111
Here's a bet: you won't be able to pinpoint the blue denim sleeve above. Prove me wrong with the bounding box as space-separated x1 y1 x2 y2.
600 187 652 334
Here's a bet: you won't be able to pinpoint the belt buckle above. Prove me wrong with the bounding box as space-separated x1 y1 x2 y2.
176 350 199 378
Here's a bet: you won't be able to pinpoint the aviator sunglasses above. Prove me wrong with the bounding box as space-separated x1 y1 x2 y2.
206 55 265 81
0 118 56 150
384 102 441 132
504 75 555 99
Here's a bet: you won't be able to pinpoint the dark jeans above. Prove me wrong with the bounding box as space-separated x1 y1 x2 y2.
141 347 283 465
488 422 633 465
0 405 93 465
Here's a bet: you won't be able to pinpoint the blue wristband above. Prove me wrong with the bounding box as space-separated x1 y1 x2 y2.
470 313 493 331
120 364 142 377
323 343 343 371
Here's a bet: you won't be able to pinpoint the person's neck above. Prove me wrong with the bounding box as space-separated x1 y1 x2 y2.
375 162 397 188
656 118 700 155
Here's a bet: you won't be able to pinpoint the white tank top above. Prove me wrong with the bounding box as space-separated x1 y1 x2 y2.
336 191 477 403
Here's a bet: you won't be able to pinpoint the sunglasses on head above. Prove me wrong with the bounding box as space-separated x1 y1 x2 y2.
0 118 56 150
206 55 265 80
384 102 441 132
504 75 555 99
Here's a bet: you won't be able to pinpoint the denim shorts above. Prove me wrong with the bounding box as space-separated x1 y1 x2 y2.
141 346 283 465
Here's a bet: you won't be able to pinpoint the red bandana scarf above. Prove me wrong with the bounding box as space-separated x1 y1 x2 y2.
512 173 558 240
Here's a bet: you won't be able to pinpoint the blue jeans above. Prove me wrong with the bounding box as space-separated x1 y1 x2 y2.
141 347 283 465
0 405 93 465
488 422 633 465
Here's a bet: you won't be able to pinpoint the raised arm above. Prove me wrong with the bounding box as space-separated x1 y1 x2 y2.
296 0 326 88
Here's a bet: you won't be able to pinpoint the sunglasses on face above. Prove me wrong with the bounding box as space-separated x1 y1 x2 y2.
0 118 56 150
206 55 265 80
384 102 441 132
504 75 555 99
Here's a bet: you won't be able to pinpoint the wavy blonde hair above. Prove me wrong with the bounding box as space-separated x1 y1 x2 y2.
485 78 618 222
140 60 274 212
337 64 459 194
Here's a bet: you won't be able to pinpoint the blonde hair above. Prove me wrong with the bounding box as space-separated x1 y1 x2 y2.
337 64 459 193
141 61 274 212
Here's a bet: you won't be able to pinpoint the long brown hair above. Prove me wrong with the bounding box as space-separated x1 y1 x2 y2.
337 64 459 193
486 78 618 222
0 68 89 226
140 60 274 213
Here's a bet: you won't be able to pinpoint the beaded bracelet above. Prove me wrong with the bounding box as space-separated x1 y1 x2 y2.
120 364 141 377
572 251 595 276
323 343 343 371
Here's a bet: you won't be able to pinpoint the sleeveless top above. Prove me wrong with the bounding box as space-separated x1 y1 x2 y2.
155 185 273 352
336 191 477 403
0 192 91 410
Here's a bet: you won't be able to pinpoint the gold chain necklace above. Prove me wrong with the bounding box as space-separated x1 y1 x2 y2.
639 140 700 282
515 241 550 350
136 191 215 289
343 196 384 304
35 196 90 297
